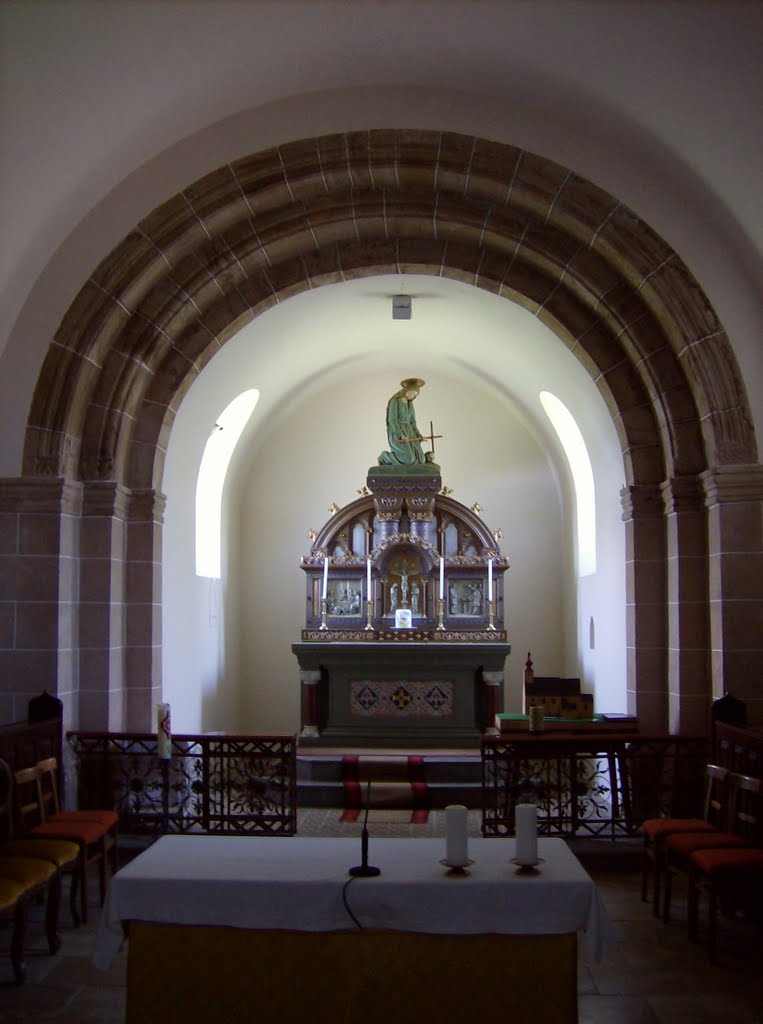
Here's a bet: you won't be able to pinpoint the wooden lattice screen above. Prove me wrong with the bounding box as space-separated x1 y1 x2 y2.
67 732 297 837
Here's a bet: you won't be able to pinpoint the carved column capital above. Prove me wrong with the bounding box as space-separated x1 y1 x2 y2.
701 464 763 507
620 483 663 521
660 475 706 515
0 476 82 515
482 670 504 687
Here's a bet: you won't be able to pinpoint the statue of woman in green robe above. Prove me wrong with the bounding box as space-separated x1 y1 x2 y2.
378 378 426 465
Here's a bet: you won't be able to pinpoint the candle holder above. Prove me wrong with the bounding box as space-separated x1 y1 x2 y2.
436 597 445 631
319 597 328 631
365 595 374 631
511 857 544 874
487 601 496 631
439 858 474 877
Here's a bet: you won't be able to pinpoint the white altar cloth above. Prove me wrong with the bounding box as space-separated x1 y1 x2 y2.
94 834 615 969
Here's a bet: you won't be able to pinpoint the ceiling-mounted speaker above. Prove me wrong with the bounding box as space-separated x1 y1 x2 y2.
392 295 412 320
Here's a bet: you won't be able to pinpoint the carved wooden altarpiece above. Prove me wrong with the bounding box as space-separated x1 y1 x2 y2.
292 466 510 748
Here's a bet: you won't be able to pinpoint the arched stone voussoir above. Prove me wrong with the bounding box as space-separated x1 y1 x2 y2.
27 130 753 500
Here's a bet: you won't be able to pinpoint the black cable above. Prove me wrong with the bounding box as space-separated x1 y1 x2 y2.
341 876 364 930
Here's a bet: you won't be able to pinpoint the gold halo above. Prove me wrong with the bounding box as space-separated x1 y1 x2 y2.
400 377 425 390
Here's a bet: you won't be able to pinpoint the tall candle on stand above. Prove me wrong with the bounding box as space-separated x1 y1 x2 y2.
157 702 171 761
366 558 371 601
488 558 493 603
445 804 469 867
439 557 444 601
515 803 538 865
322 556 328 601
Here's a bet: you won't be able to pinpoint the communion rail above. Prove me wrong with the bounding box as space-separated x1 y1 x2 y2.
67 732 297 837
481 733 709 839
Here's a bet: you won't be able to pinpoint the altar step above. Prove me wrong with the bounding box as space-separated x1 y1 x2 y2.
296 749 483 810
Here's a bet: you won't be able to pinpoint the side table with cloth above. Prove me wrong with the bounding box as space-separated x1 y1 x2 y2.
95 835 615 1024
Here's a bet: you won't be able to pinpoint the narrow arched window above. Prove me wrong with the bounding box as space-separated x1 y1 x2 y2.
195 389 259 578
539 391 596 576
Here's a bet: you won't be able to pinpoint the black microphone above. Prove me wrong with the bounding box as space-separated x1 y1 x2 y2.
349 780 381 877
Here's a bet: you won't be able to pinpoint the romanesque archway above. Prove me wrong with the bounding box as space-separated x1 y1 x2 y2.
20 131 762 731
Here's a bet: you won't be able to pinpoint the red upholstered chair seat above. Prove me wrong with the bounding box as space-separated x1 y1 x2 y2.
665 831 748 858
691 847 763 876
643 818 714 839
50 809 118 828
31 819 107 845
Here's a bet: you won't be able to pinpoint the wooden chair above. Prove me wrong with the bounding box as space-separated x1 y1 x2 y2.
0 758 81 928
36 756 118 869
641 763 729 916
0 761 66 983
687 773 763 962
13 763 114 924
661 768 753 923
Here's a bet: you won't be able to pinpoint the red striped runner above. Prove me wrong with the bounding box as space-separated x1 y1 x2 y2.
340 755 429 823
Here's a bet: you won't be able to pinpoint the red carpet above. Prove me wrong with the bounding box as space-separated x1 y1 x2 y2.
340 755 429 823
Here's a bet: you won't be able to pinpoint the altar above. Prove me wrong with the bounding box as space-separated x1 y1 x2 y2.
95 834 615 1024
293 384 511 749
293 640 510 746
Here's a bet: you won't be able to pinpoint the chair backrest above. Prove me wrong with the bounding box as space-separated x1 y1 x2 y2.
728 772 762 843
0 758 16 841
13 764 47 831
36 756 62 817
703 764 733 829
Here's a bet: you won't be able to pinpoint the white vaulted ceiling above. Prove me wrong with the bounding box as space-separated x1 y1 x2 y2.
1 2 761 474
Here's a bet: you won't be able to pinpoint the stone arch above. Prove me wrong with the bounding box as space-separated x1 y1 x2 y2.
20 130 762 731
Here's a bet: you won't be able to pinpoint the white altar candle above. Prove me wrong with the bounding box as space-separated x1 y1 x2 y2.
157 702 171 760
366 558 371 599
488 559 493 602
322 556 328 600
515 803 538 865
445 804 469 867
439 557 444 600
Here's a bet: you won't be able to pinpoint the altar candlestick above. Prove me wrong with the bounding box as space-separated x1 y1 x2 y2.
439 557 444 600
445 804 469 867
488 559 493 602
366 558 371 598
322 556 328 600
515 803 538 865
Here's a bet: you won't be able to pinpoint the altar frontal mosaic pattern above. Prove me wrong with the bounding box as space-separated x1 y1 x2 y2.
351 680 454 717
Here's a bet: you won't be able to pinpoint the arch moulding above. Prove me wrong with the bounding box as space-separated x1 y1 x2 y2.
5 129 761 731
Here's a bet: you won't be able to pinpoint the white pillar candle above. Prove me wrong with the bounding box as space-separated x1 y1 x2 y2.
322 556 329 600
439 557 444 600
445 804 469 867
515 803 538 865
366 558 371 599
488 558 493 602
157 702 171 760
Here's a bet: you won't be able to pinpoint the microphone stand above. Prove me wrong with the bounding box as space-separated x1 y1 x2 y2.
349 781 381 877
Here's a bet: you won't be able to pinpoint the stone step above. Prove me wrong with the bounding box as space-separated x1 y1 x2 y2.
297 749 483 809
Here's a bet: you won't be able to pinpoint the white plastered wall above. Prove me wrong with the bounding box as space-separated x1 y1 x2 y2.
162 276 626 733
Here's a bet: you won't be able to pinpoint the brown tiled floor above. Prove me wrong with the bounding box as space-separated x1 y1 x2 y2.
1 813 762 1023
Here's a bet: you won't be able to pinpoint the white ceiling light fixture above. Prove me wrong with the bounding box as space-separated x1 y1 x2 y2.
392 295 412 319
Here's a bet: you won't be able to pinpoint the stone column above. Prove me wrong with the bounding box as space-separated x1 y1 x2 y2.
621 484 667 732
79 482 129 731
124 489 165 731
702 465 763 723
300 669 322 738
661 476 710 735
